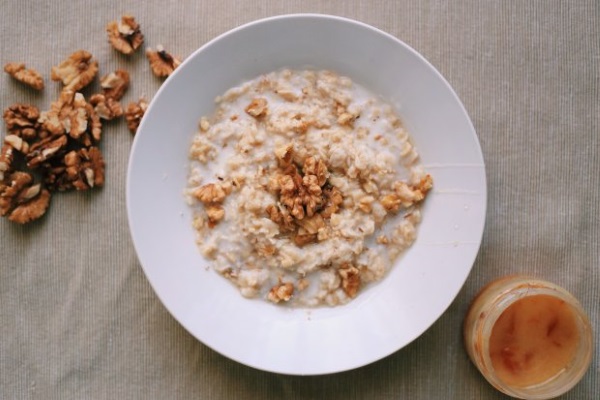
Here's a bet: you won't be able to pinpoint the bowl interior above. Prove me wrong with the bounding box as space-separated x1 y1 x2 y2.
127 14 486 375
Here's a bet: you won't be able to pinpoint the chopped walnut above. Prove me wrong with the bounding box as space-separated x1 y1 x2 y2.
4 135 29 154
303 156 328 186
0 143 16 183
265 204 295 232
0 171 51 223
321 186 343 218
90 94 123 120
44 147 105 191
4 63 44 90
244 98 268 118
267 282 294 303
38 90 102 144
50 50 98 91
383 175 433 212
146 45 181 78
193 183 226 204
0 171 31 215
26 134 68 168
3 103 40 140
206 204 225 227
106 15 144 55
124 97 148 134
338 264 361 298
100 69 130 100
8 188 51 224
274 143 293 167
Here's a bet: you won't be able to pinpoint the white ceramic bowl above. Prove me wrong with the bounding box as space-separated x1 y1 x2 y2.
127 14 486 375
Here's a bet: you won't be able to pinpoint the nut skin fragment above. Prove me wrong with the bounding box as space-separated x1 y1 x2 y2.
50 50 98 91
267 282 294 303
146 45 181 78
338 264 361 298
4 63 44 90
106 15 144 55
124 97 148 134
100 69 130 100
8 189 50 224
245 98 268 118
3 103 40 140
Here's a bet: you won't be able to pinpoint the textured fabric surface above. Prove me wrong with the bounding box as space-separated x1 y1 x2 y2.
1 1 598 399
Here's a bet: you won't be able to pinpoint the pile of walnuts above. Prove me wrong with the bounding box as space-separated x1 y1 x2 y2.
1 15 182 224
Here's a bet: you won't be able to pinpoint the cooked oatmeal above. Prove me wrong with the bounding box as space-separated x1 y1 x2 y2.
185 69 432 307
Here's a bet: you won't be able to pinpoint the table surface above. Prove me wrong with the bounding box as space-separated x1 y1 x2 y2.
1 1 598 399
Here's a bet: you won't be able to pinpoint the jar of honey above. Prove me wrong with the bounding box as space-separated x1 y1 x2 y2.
463 276 593 399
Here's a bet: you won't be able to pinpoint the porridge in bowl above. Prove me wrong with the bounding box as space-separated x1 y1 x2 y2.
185 69 432 307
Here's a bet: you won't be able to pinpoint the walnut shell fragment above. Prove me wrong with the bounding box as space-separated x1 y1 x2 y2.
146 45 181 78
124 97 148 134
3 103 40 140
50 50 98 91
4 62 44 90
100 69 130 100
106 15 144 55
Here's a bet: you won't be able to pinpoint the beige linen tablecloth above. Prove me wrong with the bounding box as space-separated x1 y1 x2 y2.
1 1 598 398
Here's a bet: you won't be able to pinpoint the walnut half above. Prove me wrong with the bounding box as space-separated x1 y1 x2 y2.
0 171 51 224
50 50 98 91
146 45 181 78
124 97 148 134
4 62 44 90
106 15 144 55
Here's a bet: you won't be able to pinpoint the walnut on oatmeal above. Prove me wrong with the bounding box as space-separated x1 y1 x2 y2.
146 45 181 78
339 264 361 298
4 62 44 90
245 98 268 118
50 50 98 91
267 282 294 303
106 15 144 55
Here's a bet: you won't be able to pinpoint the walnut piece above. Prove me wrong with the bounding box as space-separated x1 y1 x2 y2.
244 98 268 118
106 15 144 55
26 134 68 168
338 264 361 298
90 94 123 120
4 63 44 90
205 204 225 227
44 147 105 191
0 143 16 183
51 50 98 91
146 45 181 78
8 188 51 224
124 97 148 134
194 183 226 204
3 103 40 140
38 90 102 144
100 69 130 100
267 282 294 303
0 171 51 223
383 174 433 212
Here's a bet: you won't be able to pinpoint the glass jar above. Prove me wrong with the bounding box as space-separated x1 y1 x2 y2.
463 275 593 399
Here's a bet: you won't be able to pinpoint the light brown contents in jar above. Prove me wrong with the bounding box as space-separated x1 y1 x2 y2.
489 294 580 388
